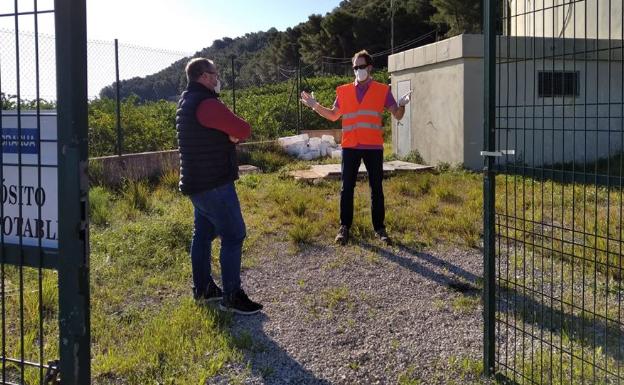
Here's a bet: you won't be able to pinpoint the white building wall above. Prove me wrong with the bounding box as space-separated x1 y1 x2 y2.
388 34 623 171
392 60 465 167
497 57 623 166
390 35 472 167
509 0 623 39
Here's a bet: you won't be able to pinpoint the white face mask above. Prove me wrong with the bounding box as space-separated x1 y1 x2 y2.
213 79 221 93
355 68 368 82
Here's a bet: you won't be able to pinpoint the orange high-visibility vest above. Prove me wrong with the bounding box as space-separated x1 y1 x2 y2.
336 80 388 148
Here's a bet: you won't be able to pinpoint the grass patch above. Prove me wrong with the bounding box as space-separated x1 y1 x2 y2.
159 168 179 190
397 367 423 385
121 179 152 213
93 299 239 384
288 218 318 244
320 285 351 310
90 186 114 226
238 142 292 172
451 295 481 314
8 156 624 384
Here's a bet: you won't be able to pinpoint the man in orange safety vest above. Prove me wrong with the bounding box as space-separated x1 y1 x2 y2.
300 49 411 245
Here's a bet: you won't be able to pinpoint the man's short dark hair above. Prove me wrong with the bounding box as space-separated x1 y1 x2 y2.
352 50 373 66
185 58 215 82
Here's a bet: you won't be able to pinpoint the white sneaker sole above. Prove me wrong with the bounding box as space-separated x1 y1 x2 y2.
218 303 262 315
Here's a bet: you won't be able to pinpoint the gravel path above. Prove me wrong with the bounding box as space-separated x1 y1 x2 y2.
208 240 486 385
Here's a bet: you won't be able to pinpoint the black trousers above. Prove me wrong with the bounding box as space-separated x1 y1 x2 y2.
340 148 385 231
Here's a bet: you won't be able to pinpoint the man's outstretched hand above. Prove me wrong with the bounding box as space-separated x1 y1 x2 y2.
300 91 318 110
398 90 413 107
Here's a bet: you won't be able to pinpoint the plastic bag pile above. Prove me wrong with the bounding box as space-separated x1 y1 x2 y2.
277 134 342 160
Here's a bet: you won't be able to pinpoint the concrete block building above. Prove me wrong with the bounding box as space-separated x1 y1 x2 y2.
388 0 623 171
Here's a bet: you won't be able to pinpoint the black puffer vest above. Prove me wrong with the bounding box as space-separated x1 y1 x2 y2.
176 82 238 195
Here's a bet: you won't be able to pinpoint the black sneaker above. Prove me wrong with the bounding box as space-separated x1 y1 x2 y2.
375 228 392 245
335 225 349 245
219 289 263 315
193 281 223 302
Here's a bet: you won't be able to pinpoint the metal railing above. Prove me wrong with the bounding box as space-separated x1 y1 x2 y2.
484 0 624 383
1 0 89 384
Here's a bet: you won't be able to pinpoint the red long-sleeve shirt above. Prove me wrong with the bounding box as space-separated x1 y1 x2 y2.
195 98 251 140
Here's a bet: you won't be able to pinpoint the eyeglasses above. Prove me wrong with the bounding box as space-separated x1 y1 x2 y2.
352 64 369 70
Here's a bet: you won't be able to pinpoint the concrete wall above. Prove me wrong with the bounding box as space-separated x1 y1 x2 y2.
90 143 265 186
389 33 624 171
497 58 623 166
509 0 622 39
89 150 179 186
389 35 485 169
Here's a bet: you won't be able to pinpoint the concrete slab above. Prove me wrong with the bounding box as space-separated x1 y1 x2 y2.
288 161 433 181
239 164 260 174
384 160 434 172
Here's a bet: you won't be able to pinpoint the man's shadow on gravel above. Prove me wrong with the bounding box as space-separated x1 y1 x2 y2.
228 312 332 385
359 241 481 294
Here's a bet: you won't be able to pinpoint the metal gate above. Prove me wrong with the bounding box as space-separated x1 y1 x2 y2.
484 0 624 383
0 1 89 384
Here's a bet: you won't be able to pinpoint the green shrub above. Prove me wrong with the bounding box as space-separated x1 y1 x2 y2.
402 150 425 164
89 186 114 226
122 180 152 212
89 96 177 157
238 143 292 172
160 169 180 191
288 218 316 244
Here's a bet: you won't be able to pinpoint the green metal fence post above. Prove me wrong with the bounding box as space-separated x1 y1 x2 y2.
483 0 497 378
54 0 90 384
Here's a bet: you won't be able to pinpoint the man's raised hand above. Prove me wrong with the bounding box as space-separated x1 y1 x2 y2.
300 91 318 110
398 90 413 107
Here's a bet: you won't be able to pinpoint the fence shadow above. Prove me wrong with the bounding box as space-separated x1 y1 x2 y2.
360 241 624 364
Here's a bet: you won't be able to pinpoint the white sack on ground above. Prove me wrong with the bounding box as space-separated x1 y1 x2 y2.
277 133 339 160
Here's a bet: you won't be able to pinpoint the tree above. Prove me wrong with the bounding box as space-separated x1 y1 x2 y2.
431 0 482 37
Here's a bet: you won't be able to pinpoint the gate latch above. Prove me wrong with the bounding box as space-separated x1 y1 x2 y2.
45 360 61 384
480 149 515 157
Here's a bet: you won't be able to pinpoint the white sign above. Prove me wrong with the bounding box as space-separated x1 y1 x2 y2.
1 111 58 249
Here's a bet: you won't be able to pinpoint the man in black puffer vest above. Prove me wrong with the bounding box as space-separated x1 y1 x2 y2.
176 58 262 315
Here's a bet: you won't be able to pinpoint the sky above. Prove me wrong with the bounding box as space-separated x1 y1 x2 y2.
87 0 343 53
0 0 343 99
2 0 343 53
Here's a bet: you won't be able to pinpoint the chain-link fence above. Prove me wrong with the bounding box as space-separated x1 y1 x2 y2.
2 26 438 157
0 29 190 101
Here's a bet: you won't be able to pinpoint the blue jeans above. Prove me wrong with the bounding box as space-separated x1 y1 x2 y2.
189 182 246 296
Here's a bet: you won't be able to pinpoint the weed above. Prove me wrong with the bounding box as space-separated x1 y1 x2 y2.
321 286 350 310
159 169 179 190
451 295 481 314
90 186 114 226
122 180 152 212
237 173 262 189
260 366 275 379
434 185 463 204
288 218 317 244
397 367 422 385
402 150 425 164
447 356 484 380
232 331 253 350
